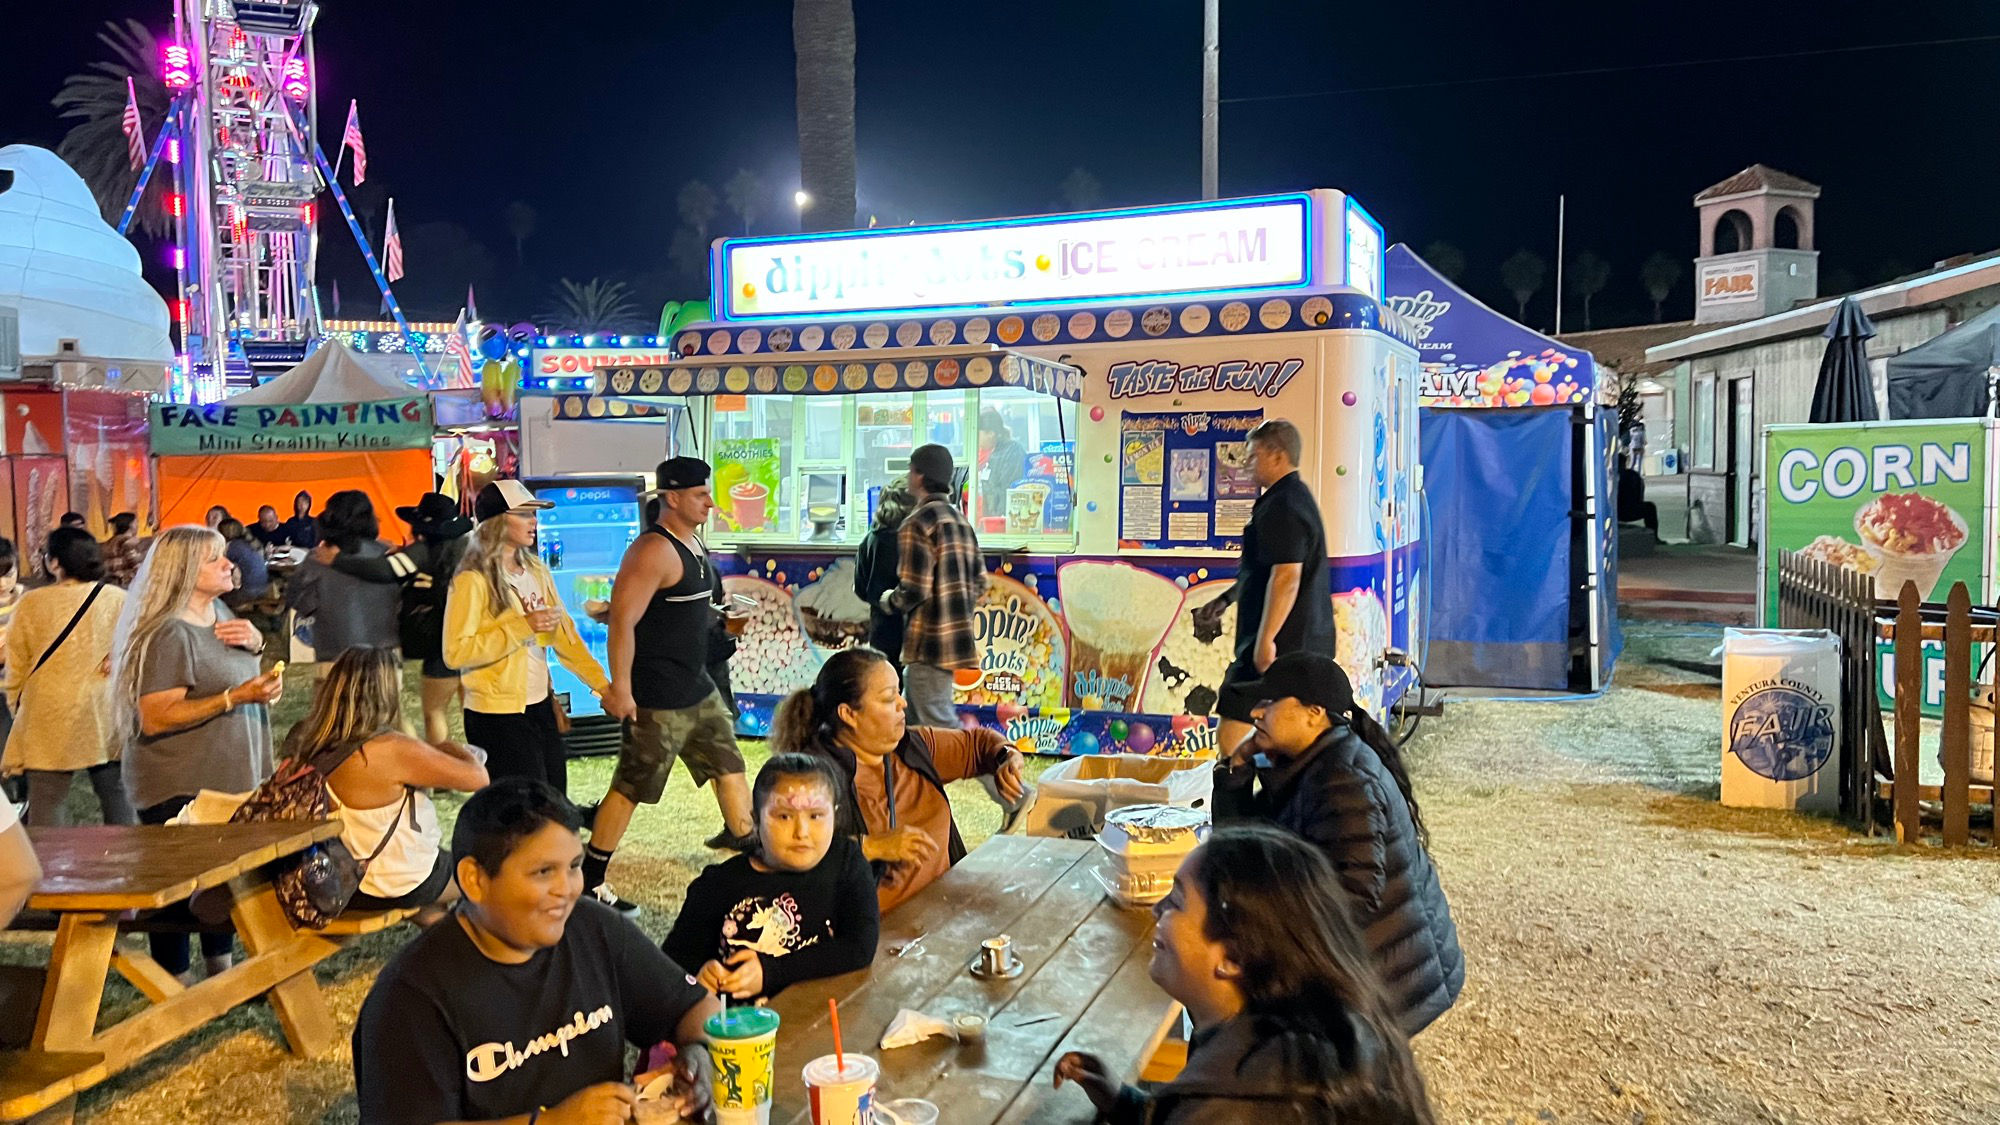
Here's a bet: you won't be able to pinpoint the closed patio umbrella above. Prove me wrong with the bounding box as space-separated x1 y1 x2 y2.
1809 296 1879 423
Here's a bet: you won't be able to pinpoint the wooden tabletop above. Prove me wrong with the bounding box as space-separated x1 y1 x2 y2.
766 836 1179 1125
24 821 343 912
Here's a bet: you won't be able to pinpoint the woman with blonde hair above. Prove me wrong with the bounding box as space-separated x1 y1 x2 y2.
280 646 488 920
443 481 606 797
3 528 133 826
112 525 283 981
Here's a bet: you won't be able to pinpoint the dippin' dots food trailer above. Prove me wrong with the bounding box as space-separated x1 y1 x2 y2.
589 191 1423 756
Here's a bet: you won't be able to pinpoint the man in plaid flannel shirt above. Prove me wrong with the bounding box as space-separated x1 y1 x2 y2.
878 444 1029 826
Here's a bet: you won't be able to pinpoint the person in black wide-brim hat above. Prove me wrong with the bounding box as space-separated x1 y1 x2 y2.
316 492 477 743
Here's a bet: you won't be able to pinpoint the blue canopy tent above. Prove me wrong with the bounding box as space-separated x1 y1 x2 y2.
1386 244 1622 692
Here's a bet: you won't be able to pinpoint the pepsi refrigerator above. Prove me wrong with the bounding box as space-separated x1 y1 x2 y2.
529 476 644 750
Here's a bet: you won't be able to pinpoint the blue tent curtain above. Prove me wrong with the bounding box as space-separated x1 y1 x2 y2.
1419 407 1573 689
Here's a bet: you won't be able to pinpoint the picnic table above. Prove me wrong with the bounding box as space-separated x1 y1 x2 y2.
767 835 1182 1124
0 821 350 1123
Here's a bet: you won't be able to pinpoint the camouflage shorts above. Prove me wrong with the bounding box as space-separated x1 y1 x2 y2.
613 690 744 803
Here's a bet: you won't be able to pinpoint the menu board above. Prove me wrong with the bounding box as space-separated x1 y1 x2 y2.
1117 410 1263 551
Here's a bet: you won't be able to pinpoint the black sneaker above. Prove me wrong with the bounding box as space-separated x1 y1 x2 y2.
588 883 640 918
704 829 759 852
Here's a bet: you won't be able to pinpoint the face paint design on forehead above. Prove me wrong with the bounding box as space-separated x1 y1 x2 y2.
772 784 834 813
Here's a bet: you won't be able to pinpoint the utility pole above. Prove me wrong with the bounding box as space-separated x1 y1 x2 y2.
1202 0 1219 199
1554 194 1566 334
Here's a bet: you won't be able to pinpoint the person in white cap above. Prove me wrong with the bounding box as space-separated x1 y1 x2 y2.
443 480 608 797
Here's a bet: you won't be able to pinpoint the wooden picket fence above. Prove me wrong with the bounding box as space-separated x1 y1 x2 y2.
1879 580 1998 846
1776 553 1996 844
1775 552 1889 830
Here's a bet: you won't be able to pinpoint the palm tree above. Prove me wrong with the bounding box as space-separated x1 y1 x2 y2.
1640 252 1681 321
52 19 171 237
1569 250 1612 330
1500 250 1547 324
1058 168 1103 212
724 170 764 234
541 278 639 335
794 0 857 231
667 227 708 287
504 201 538 266
678 180 719 243
1421 240 1467 283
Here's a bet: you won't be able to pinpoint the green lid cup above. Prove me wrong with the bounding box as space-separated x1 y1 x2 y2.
705 1006 781 1125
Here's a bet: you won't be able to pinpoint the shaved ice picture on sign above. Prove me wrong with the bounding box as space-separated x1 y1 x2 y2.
1763 422 1986 624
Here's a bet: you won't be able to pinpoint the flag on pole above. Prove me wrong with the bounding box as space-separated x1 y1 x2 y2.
383 198 404 282
341 99 368 184
445 308 476 389
121 77 145 170
331 278 342 316
467 284 479 323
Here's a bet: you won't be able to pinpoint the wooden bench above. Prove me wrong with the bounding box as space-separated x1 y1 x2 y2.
0 1052 108 1123
317 907 421 937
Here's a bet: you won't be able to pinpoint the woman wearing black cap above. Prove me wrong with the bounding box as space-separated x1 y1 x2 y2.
1212 652 1464 1036
315 493 474 743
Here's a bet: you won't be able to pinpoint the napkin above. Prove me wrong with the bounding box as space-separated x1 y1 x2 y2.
880 1008 956 1049
632 1071 682 1124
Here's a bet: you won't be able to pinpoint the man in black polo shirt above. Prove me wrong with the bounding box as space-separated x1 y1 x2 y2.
1193 418 1335 756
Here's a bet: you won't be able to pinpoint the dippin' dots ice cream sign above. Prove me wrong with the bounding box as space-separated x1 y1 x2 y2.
1775 441 1971 502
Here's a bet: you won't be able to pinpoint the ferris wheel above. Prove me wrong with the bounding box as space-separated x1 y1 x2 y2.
120 1 416 401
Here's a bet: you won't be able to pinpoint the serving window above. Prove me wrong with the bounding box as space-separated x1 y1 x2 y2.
699 389 1077 549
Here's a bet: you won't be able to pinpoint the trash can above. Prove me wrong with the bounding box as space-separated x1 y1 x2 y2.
1721 628 1842 813
1025 753 1212 839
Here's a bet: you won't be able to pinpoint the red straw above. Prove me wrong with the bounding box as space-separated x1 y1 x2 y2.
828 997 844 1071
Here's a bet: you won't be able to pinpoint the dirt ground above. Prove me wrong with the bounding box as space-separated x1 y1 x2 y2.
6 620 1997 1122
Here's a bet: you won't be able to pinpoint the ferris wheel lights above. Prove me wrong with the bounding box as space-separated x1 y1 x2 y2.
283 58 308 101
163 44 194 88
167 192 185 218
166 138 181 165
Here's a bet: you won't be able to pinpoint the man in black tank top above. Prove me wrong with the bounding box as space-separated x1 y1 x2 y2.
580 458 754 916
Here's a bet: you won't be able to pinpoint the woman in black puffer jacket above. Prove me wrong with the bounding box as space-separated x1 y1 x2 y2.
1212 651 1464 1034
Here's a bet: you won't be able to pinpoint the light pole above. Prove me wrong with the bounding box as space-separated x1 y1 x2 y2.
1202 0 1219 199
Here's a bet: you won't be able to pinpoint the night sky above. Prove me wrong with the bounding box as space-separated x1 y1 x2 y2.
5 0 1999 329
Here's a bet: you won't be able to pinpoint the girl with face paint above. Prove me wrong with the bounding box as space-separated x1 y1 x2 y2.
661 754 882 1001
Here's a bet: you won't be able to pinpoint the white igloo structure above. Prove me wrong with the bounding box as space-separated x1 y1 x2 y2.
0 144 174 363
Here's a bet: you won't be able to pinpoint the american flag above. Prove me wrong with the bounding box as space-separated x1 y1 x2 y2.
341 99 367 185
383 198 404 282
444 308 476 388
121 77 145 170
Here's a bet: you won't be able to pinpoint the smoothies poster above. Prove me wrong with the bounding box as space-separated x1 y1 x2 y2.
713 438 781 532
1763 422 1988 623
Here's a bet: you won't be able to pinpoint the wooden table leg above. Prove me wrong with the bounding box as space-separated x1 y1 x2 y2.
227 876 338 1059
31 915 117 1053
22 1096 74 1125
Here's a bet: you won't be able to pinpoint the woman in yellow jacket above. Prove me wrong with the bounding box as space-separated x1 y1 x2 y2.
444 481 608 798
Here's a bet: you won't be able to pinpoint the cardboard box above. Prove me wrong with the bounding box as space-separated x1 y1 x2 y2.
1025 753 1212 839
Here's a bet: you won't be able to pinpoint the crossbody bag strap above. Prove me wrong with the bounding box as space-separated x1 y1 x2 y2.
357 787 417 869
26 582 106 680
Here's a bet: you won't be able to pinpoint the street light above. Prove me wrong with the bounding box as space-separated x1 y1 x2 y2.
794 190 811 210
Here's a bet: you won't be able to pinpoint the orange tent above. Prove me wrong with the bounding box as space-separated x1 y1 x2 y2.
151 343 436 536
155 448 432 535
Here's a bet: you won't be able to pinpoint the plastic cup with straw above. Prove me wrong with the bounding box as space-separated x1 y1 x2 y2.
802 996 878 1124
